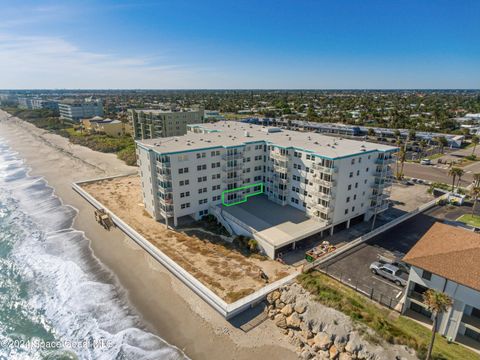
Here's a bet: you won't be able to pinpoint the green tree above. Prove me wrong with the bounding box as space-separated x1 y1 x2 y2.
471 186 480 215
422 289 452 360
448 167 464 192
436 136 448 154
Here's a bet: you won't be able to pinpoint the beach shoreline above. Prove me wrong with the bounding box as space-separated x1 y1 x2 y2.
0 111 298 360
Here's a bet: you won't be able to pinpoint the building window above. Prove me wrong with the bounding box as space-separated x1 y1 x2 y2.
349 172 353 178
346 197 350 203
421 270 432 281
347 184 352 191
344 209 349 215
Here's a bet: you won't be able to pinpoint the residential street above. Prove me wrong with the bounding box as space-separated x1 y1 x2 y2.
402 162 473 187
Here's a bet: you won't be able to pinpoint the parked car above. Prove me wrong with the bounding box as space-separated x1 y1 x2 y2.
369 262 408 287
420 159 432 165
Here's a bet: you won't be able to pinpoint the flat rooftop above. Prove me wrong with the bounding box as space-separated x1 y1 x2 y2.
137 121 397 160
132 108 202 114
218 195 327 249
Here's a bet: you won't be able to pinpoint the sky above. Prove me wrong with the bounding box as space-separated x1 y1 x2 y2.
0 0 479 89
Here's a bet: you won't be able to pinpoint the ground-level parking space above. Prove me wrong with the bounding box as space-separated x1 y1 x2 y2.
318 209 439 310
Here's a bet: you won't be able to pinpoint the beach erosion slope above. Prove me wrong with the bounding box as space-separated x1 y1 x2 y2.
0 111 297 360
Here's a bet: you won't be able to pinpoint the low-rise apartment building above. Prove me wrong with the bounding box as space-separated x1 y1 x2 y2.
31 99 59 111
136 122 396 257
129 107 204 139
402 223 480 348
59 99 103 121
81 116 126 137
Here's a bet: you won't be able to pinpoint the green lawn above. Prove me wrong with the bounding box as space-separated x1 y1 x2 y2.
298 272 480 360
457 214 480 228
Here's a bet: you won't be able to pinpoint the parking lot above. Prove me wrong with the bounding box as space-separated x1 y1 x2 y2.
318 209 439 310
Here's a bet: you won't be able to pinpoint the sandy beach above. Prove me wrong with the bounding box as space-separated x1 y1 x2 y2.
0 111 298 360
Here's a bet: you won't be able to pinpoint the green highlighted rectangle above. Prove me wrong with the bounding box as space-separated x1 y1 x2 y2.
221 182 264 206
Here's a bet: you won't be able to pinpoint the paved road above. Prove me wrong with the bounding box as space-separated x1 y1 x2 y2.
402 162 472 187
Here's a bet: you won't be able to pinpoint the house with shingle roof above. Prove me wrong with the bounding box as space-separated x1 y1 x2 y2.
402 222 480 350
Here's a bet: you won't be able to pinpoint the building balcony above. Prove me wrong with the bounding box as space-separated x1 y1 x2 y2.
273 165 289 173
407 290 426 304
462 314 480 331
222 152 244 160
311 191 334 201
312 177 336 187
375 157 395 165
270 152 290 161
158 183 173 193
157 172 172 182
223 175 243 184
307 200 332 213
274 177 289 185
312 163 338 175
157 162 171 170
222 164 243 171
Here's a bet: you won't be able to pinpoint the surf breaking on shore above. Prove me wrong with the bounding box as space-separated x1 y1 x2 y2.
0 140 187 360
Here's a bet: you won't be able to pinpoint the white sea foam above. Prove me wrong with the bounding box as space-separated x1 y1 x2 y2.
0 141 187 360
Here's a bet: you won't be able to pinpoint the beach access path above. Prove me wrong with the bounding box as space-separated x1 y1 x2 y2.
0 111 298 360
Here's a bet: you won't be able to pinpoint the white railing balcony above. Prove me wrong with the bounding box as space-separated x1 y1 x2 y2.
223 175 243 184
222 164 243 171
273 165 289 173
312 163 338 175
157 172 171 182
312 178 336 187
375 157 395 165
270 152 289 161
311 191 333 201
222 152 244 160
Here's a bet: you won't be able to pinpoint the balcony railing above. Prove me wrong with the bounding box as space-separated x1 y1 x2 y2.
408 290 426 303
311 191 333 201
312 177 336 187
273 165 289 173
222 152 244 160
375 157 395 165
462 314 480 330
222 164 243 171
157 172 172 182
270 152 290 161
312 163 338 175
223 175 243 184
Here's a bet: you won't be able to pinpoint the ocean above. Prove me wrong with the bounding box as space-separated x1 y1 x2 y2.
0 140 187 360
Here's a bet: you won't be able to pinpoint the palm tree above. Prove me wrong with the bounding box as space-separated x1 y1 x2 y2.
422 289 452 360
456 168 465 189
470 187 480 215
471 135 479 157
473 173 480 188
448 167 463 192
436 136 448 154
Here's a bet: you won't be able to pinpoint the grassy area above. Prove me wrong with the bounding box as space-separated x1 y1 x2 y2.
298 271 480 360
59 128 137 165
457 214 480 228
427 153 445 160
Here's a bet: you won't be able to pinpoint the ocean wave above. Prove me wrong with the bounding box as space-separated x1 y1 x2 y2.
0 141 187 360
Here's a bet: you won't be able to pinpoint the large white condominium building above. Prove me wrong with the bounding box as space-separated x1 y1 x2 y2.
136 122 396 258
59 99 103 122
128 107 204 140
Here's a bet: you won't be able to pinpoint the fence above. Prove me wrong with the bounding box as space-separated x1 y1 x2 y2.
73 176 299 319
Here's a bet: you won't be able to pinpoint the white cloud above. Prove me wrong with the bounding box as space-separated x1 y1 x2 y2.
0 33 216 89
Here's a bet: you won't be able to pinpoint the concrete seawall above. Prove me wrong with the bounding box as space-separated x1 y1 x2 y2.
73 175 299 319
